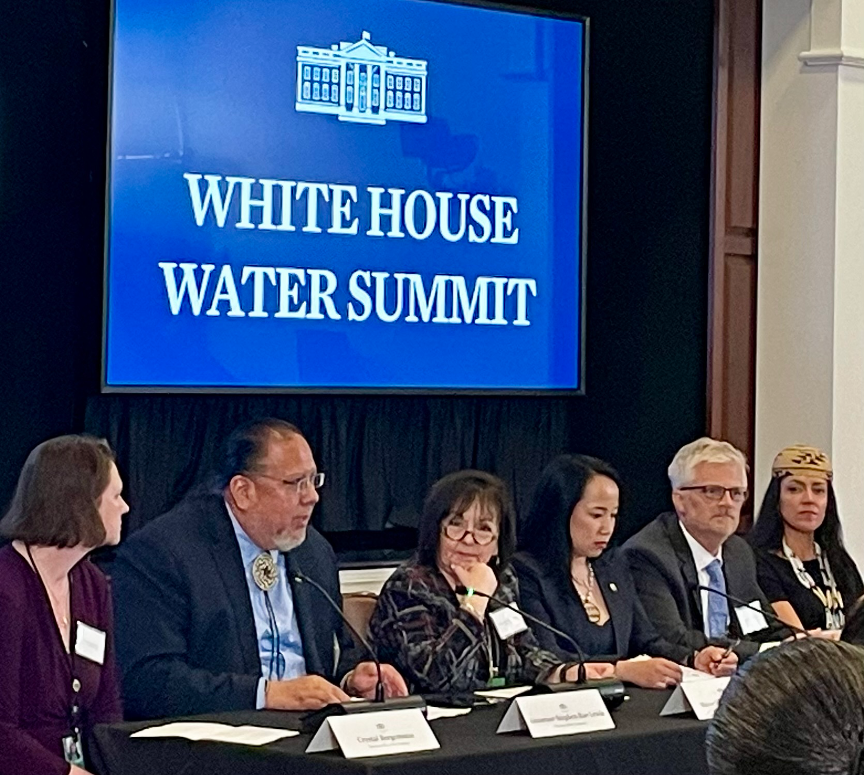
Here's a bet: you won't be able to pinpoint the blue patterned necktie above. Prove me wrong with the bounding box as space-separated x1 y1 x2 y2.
705 559 729 638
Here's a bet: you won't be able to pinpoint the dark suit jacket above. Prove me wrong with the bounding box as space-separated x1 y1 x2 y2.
623 512 788 659
111 488 356 719
513 550 693 665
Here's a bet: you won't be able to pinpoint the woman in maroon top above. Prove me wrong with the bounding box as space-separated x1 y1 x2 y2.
0 435 128 775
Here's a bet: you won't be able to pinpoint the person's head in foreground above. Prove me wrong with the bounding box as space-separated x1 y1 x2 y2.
706 638 864 774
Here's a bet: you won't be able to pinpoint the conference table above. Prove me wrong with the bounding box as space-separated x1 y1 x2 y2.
89 688 709 774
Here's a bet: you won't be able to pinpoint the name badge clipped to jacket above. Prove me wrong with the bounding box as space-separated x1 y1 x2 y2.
74 621 106 665
489 606 529 640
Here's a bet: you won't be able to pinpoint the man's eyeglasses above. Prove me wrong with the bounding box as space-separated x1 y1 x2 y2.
441 519 498 546
678 484 748 503
249 471 325 495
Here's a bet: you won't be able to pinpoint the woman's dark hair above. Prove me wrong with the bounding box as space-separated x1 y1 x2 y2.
0 435 116 548
841 596 864 646
519 454 622 588
416 470 516 568
706 638 864 774
749 476 863 608
215 418 303 489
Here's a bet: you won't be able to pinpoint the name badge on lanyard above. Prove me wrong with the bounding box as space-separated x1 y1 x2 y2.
74 621 106 665
63 675 85 768
62 731 85 768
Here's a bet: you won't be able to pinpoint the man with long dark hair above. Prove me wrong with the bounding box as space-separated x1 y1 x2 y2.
112 418 407 719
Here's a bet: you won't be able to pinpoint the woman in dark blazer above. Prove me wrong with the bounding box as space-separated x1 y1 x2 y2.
0 436 128 775
515 455 737 688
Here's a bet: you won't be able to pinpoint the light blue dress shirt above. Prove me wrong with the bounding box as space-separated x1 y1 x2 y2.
679 521 725 636
226 504 307 708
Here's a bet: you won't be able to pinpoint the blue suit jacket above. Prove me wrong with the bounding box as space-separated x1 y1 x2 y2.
111 488 355 719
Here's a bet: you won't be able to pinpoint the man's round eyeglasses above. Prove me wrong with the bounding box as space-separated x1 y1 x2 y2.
441 521 498 546
678 484 748 503
249 471 326 495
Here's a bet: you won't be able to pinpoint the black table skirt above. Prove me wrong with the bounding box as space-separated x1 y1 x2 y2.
89 688 708 775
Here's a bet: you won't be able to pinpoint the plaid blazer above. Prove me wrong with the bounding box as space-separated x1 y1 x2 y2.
369 559 560 694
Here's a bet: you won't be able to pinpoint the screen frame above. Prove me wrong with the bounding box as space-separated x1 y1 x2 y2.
100 0 589 396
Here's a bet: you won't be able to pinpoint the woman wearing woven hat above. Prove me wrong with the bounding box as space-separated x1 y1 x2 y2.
749 445 863 633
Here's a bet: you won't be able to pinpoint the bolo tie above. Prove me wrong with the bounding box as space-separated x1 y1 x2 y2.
252 552 286 680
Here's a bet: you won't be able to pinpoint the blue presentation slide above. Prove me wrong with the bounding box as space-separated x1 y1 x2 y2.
104 0 585 390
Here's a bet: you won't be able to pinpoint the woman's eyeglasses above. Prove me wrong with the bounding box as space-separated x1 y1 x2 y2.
441 519 498 546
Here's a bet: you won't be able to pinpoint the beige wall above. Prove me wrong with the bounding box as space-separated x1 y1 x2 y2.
757 0 864 566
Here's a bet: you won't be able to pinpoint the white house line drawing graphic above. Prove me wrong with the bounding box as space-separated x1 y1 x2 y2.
295 31 428 125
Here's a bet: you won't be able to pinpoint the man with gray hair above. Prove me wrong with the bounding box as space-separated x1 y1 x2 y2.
624 437 787 659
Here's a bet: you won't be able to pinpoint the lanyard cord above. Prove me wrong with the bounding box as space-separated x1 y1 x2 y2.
25 545 82 732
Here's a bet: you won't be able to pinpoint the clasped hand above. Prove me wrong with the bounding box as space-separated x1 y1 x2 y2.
345 661 410 699
450 561 498 598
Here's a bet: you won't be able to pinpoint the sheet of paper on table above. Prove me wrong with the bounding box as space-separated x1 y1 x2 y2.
131 722 299 745
632 655 714 684
680 666 713 683
475 685 533 700
425 706 473 721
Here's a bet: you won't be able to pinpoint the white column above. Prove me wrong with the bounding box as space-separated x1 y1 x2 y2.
340 61 347 109
297 60 306 102
352 63 360 114
756 0 864 565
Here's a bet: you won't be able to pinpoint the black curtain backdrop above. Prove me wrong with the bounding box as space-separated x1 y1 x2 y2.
1 0 713 558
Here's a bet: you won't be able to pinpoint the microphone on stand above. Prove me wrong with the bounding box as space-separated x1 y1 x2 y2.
292 568 425 731
455 585 626 709
693 584 808 641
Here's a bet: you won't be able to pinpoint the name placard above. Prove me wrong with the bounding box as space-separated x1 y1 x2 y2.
306 708 439 758
488 606 529 640
496 689 615 738
735 603 769 634
660 676 730 720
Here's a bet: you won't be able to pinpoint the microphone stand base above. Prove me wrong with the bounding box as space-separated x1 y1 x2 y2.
530 679 627 710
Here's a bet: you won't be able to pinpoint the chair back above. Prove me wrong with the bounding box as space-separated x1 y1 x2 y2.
343 591 379 645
